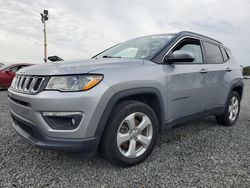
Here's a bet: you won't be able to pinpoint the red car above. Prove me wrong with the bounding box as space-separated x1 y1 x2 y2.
0 64 33 89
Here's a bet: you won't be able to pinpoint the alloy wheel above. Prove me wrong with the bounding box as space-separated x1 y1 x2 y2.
228 96 239 122
116 112 153 158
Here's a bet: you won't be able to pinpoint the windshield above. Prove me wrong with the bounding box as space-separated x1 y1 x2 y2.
94 34 175 59
0 65 8 70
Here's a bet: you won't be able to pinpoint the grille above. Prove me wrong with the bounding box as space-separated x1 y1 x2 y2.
11 75 45 94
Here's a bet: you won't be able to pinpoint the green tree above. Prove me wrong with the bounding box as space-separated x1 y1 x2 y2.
243 66 250 75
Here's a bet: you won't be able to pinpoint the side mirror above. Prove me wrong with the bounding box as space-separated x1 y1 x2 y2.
164 50 195 64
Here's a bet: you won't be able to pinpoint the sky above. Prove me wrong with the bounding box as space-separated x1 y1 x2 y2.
0 0 249 66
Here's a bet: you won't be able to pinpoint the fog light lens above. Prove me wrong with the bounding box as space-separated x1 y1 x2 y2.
42 112 83 130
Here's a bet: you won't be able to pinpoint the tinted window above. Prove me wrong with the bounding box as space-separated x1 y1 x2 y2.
0 65 8 70
180 44 203 63
220 47 229 62
7 66 18 72
225 49 231 58
18 65 26 70
173 39 203 63
203 42 223 63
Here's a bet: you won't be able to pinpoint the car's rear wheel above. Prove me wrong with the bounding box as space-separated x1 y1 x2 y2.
216 91 241 126
100 100 159 167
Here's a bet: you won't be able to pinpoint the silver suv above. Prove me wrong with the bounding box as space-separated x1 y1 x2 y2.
8 31 244 166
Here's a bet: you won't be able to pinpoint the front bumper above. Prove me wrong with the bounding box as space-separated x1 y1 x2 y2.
8 82 114 154
11 111 98 154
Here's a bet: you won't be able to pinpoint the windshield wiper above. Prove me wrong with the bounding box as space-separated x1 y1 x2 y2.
102 55 122 58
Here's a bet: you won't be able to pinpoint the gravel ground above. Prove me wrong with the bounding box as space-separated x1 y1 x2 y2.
0 81 250 188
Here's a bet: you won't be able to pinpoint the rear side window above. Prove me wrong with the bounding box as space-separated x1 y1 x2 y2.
203 41 223 63
220 47 229 62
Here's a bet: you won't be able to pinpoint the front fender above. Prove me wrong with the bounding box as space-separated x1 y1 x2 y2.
93 87 165 141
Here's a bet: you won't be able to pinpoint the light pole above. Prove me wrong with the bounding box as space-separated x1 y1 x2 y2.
40 10 48 63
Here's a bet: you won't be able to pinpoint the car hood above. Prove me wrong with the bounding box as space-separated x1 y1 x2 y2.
17 58 144 76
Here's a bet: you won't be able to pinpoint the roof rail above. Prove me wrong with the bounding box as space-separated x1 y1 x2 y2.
178 31 222 44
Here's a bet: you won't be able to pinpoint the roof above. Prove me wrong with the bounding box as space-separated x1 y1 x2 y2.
137 31 222 45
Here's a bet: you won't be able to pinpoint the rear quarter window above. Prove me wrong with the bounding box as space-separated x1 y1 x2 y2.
220 47 229 62
203 41 223 64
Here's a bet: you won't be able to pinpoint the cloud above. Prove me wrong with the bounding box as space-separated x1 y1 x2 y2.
0 0 249 66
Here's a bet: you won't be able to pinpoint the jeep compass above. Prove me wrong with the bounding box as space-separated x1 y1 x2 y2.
8 31 244 166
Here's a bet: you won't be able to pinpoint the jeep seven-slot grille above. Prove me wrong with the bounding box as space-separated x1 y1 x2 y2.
11 75 45 94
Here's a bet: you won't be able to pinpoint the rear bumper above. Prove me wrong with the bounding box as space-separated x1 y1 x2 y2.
11 111 99 156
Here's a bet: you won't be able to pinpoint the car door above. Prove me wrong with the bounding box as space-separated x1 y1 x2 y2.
164 38 210 121
201 41 230 109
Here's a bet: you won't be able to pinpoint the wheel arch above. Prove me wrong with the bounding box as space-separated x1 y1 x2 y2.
229 79 244 100
94 87 165 142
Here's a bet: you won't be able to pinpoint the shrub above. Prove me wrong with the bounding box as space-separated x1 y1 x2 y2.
243 66 250 76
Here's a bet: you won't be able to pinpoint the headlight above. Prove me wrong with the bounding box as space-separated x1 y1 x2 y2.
46 74 103 91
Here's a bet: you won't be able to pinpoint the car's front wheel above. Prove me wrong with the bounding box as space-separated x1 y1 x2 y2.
100 100 159 167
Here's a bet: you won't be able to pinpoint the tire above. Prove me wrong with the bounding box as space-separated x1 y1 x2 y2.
216 91 241 126
100 100 159 167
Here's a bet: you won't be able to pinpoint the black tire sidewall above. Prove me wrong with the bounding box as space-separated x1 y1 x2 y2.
102 101 159 166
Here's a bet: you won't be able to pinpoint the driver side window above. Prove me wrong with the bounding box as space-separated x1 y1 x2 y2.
173 39 203 64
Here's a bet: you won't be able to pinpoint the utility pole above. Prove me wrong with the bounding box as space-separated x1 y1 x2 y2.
40 10 49 63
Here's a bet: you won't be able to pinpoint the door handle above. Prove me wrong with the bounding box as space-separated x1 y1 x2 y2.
225 67 232 72
199 69 208 74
